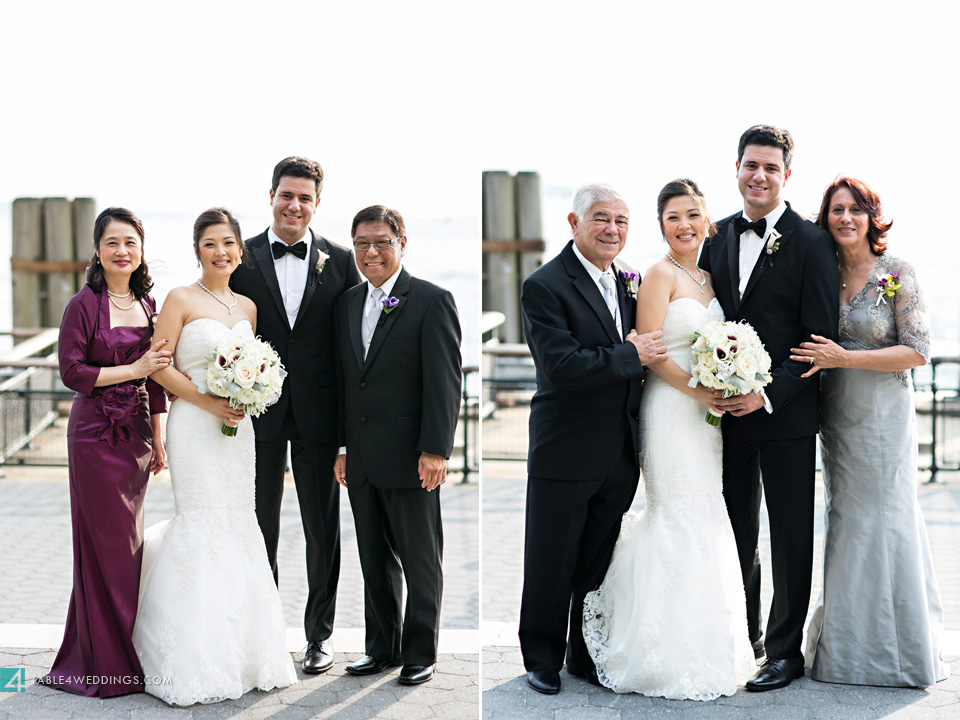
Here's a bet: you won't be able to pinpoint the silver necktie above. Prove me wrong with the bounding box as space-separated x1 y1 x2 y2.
362 287 383 358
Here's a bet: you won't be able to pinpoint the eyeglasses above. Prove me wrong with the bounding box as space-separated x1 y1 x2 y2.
353 237 402 253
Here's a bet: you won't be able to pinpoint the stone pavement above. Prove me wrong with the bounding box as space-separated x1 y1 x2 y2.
0 466 478 718
481 461 960 719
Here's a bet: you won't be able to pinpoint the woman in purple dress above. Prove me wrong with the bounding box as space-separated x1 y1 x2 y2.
43 207 172 697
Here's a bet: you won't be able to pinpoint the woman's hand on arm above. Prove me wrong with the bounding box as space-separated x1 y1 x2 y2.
790 334 924 377
150 413 165 474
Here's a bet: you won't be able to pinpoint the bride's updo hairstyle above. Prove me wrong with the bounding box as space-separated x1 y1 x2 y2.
656 179 717 240
192 207 250 267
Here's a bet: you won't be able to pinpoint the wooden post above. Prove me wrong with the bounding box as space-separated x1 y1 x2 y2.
72 198 96 292
515 171 544 284
11 198 44 331
43 198 76 327
482 171 520 342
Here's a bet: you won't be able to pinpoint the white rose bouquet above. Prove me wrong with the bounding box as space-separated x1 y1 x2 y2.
688 320 772 426
204 334 287 436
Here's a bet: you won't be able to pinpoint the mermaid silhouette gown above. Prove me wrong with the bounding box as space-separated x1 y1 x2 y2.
583 297 756 700
132 318 297 705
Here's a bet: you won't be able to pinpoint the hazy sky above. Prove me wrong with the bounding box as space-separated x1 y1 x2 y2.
1 1 479 221
481 1 959 350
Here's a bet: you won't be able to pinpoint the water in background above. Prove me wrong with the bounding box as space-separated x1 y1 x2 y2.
0 204 480 388
540 185 960 370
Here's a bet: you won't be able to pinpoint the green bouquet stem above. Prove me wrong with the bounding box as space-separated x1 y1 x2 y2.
221 423 238 437
705 410 723 427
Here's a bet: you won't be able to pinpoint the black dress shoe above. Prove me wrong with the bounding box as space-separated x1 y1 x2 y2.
752 639 765 659
527 670 561 694
745 656 804 691
567 666 603 687
398 664 435 685
344 655 403 676
302 640 334 674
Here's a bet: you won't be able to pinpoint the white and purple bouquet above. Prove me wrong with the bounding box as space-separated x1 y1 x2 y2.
204 335 287 436
688 320 772 426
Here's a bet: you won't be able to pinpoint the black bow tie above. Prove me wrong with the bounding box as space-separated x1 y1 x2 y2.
734 216 767 237
272 240 307 260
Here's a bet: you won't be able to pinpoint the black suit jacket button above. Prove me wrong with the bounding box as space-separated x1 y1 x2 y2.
360 416 367 424
289 337 296 344
360 382 367 389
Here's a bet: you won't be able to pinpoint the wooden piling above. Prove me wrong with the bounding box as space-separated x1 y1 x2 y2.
482 171 520 342
515 171 544 284
11 199 44 331
43 198 76 326
72 198 96 291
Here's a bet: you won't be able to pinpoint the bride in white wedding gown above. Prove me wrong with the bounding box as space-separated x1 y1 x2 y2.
133 209 296 705
583 180 755 700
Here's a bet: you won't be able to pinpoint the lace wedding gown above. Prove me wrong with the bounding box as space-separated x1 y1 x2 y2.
583 297 755 700
132 318 297 705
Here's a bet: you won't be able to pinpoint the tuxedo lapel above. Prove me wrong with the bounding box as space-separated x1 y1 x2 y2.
362 270 410 372
574 271 621 345
293 231 323 330
347 287 364 368
612 264 633 340
725 220 741 313
252 240 289 328
740 209 797 305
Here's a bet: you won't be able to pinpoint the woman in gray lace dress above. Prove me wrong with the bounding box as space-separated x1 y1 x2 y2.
790 177 949 687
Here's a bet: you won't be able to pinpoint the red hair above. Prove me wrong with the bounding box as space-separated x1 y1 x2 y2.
816 177 892 255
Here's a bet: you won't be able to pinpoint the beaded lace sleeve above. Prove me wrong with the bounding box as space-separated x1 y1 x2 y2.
890 258 931 363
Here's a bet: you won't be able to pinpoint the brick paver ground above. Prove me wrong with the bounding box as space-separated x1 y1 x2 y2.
481 461 960 720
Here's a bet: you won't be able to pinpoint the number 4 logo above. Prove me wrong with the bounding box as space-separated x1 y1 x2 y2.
1 667 26 692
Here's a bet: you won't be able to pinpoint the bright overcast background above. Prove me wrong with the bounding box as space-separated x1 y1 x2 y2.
0 0 480 358
482 0 959 355
1 0 478 220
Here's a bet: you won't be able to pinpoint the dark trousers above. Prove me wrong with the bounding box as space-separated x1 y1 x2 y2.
347 481 443 666
518 436 639 674
254 409 340 642
722 429 816 660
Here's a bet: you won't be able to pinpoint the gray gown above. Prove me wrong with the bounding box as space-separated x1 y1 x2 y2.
805 254 949 687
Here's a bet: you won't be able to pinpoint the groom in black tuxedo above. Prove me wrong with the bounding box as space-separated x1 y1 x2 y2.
518 184 668 695
230 156 360 674
699 125 839 690
333 205 462 686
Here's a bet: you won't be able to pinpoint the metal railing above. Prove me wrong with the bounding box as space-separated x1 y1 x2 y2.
0 329 71 468
482 345 960 481
914 357 960 482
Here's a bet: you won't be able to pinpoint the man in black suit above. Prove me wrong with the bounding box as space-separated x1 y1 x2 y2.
699 125 839 691
333 205 461 686
230 156 360 674
518 184 668 695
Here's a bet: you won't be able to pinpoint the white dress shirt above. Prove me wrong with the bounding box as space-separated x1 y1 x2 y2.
269 227 310 328
737 201 787 299
572 243 621 338
362 264 404 345
737 202 786 414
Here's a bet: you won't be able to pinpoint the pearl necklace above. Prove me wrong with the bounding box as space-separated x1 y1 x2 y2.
196 279 238 315
108 295 136 310
666 253 706 294
106 288 131 298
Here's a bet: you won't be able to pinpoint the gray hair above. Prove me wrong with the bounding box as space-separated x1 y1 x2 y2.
571 183 626 221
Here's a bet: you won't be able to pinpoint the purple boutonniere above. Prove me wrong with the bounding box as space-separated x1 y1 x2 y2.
381 296 399 314
618 269 638 297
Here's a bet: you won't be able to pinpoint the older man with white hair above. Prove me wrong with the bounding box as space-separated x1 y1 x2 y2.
518 184 667 694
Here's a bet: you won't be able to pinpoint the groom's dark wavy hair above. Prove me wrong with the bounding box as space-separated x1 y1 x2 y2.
86 207 154 300
737 124 794 170
271 156 324 197
656 179 717 239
